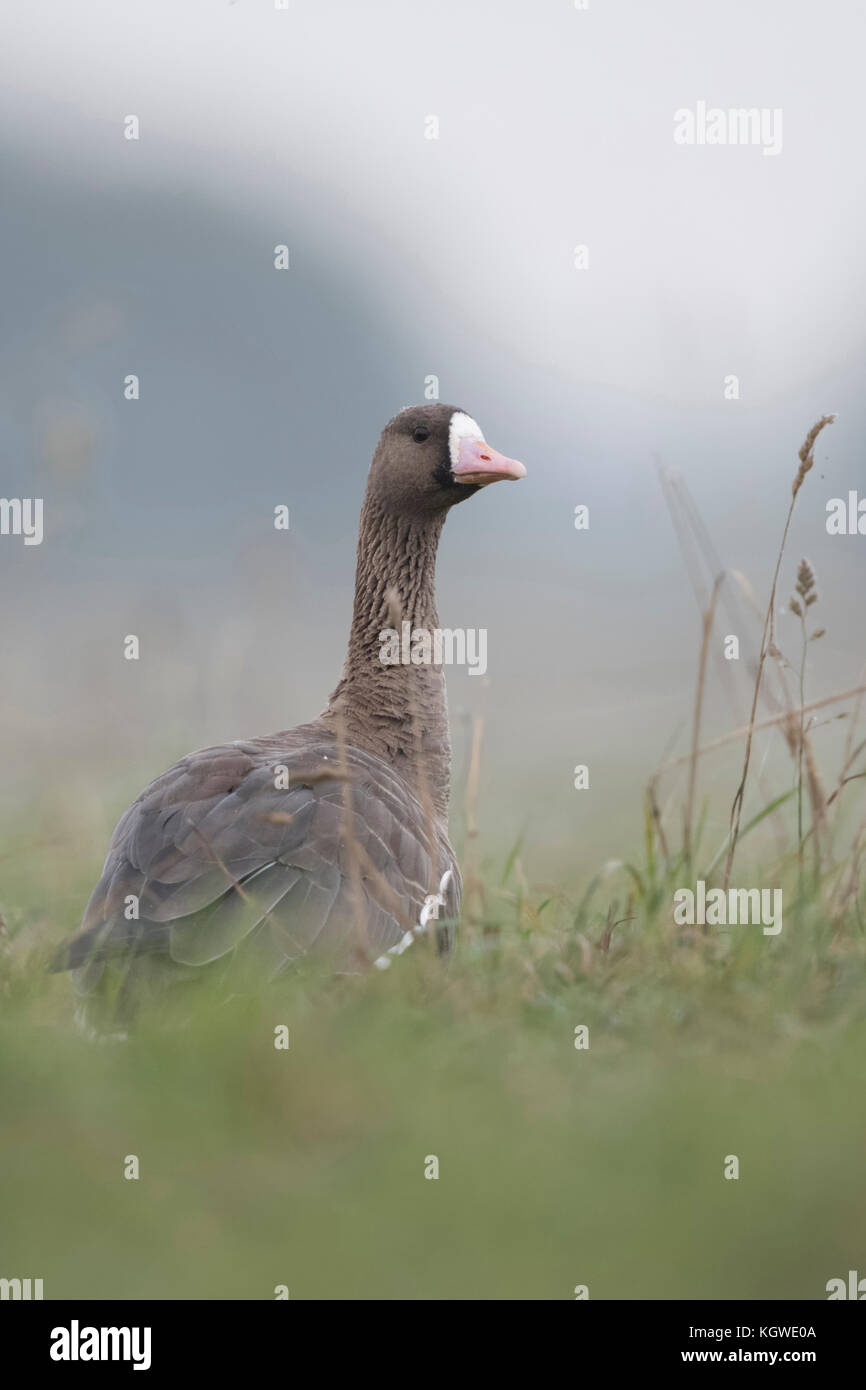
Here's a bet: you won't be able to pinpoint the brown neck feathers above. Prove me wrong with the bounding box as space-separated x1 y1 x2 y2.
322 492 452 825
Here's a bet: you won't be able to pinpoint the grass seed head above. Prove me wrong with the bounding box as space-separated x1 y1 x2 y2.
793 414 835 496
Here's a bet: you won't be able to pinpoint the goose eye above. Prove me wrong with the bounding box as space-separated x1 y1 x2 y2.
413 426 430 443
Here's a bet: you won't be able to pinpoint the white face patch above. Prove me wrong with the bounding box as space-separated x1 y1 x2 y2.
448 411 484 469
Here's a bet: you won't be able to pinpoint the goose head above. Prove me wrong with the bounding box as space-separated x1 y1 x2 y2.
368 403 526 519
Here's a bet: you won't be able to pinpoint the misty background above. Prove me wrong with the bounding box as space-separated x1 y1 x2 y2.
1 0 865 896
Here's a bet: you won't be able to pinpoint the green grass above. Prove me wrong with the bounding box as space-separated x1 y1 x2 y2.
2 807 865 1301
3 418 864 1300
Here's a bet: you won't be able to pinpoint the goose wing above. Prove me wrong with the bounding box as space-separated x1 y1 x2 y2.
51 731 459 987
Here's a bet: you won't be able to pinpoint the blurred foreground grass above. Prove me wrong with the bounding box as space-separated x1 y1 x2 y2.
1 797 864 1301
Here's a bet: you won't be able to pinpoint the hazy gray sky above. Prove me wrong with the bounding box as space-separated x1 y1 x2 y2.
3 0 865 408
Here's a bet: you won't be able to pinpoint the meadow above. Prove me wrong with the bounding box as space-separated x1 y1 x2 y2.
1 418 864 1301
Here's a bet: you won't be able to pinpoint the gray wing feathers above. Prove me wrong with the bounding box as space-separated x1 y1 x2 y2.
52 735 458 987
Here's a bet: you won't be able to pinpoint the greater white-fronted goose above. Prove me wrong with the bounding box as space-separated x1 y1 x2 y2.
51 404 525 1015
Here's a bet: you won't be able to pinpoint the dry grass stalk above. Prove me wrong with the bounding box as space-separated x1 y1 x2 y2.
329 707 370 956
692 550 833 867
280 764 354 785
723 415 835 891
684 572 723 863
832 661 866 842
658 470 789 854
658 683 866 775
645 776 671 870
461 711 487 923
188 822 252 904
830 816 866 927
788 559 821 877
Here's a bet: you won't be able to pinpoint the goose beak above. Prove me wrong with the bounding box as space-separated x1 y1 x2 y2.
453 437 526 486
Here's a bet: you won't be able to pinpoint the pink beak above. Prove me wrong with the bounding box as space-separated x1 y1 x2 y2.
453 437 527 486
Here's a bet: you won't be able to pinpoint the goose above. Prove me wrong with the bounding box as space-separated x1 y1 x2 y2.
51 404 525 1018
